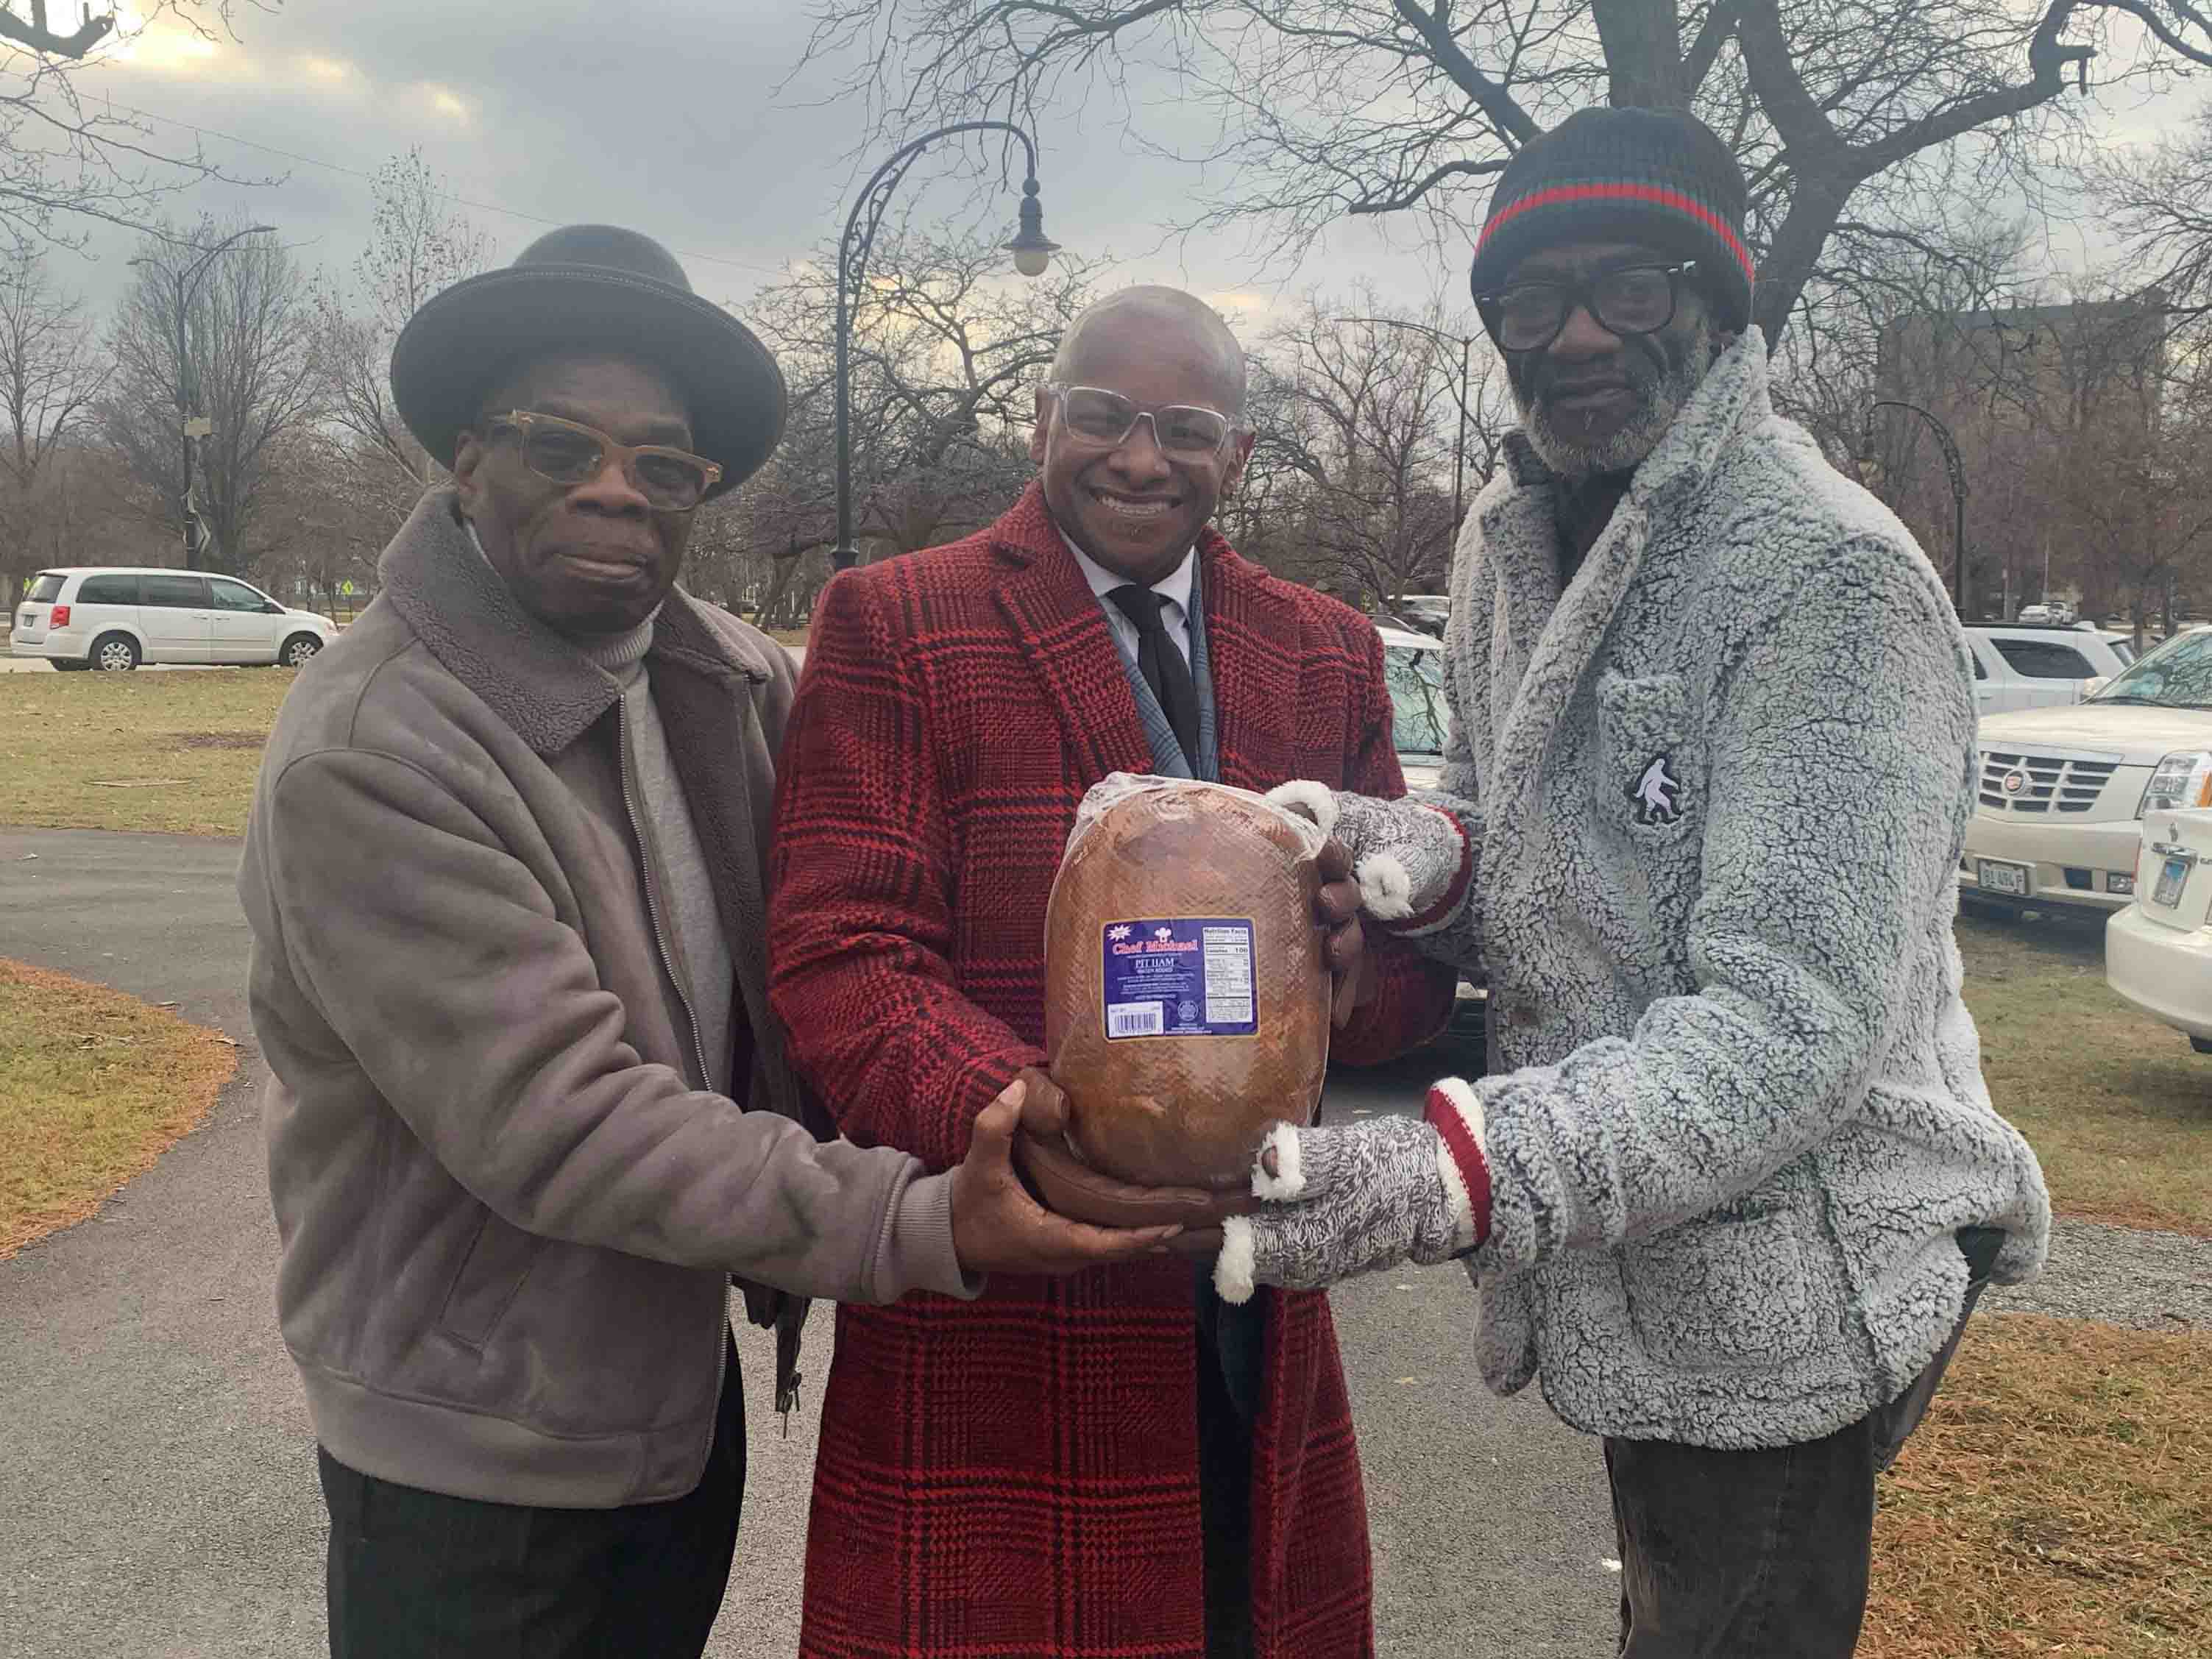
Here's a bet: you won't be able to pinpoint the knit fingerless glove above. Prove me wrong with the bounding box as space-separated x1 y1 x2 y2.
1264 782 1473 931
1215 1079 1494 1301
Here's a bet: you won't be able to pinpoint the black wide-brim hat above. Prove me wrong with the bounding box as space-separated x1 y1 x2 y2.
391 224 784 501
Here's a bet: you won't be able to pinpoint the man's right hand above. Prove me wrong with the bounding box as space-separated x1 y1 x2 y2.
949 1073 1183 1276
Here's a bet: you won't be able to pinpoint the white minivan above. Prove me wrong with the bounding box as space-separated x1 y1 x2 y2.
11 566 338 671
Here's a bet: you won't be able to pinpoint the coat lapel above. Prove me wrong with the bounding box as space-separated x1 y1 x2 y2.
1482 336 1772 849
988 483 1158 784
1199 533 1302 793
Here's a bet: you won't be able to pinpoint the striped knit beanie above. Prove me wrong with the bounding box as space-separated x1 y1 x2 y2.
1469 107 1753 334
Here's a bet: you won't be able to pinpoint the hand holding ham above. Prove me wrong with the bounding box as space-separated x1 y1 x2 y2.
1268 783 1471 928
950 1073 1185 1276
1213 1079 1496 1302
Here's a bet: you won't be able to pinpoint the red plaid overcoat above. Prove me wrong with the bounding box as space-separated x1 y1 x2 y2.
768 482 1458 1659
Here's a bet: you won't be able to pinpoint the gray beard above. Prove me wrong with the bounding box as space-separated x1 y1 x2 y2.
1516 317 1712 481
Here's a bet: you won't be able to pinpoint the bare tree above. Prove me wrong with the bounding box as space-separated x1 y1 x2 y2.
311 151 494 498
792 0 2212 345
734 221 1104 618
0 241 104 601
102 216 320 575
1244 294 1511 606
0 4 274 249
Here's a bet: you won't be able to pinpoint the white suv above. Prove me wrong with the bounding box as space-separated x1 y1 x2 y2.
11 566 337 671
1963 623 2136 715
1960 625 2212 917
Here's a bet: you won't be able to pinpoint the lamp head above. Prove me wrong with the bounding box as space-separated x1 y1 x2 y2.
1006 178 1059 280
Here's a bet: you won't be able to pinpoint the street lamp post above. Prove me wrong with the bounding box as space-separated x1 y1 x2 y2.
1343 315 1476 532
130 224 276 570
832 122 1058 572
1865 398 1968 614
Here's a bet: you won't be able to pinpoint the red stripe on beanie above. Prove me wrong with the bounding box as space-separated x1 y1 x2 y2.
1477 181 1754 286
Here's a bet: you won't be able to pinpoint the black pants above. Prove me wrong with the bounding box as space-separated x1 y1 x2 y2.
319 1341 745 1659
1603 1232 1999 1659
1195 1280 1258 1659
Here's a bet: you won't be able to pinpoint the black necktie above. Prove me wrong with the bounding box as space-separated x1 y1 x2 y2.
1107 583 1200 767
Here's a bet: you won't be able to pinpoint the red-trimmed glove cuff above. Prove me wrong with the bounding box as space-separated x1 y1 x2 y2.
1370 808 1475 937
1424 1077 1493 1251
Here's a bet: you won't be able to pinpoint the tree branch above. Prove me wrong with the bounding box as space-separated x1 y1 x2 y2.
0 4 116 59
1347 155 1509 214
1390 0 1539 143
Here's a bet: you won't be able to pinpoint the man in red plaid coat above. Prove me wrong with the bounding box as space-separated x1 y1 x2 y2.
768 286 1458 1659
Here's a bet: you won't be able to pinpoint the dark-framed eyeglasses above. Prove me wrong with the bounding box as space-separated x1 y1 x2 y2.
1474 261 1701 353
483 410 722 511
1043 383 1241 458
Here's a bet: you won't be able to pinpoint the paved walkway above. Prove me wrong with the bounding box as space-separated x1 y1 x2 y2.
0 827 1616 1658
6 825 2202 1655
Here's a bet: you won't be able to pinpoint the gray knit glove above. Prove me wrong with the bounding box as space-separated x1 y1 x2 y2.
1265 781 1470 926
1214 1080 1495 1302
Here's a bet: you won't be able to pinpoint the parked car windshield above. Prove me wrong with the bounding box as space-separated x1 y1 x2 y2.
26 572 63 603
1385 642 1447 759
2090 628 2212 709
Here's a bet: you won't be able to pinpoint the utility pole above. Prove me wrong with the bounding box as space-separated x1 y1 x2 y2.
130 224 275 570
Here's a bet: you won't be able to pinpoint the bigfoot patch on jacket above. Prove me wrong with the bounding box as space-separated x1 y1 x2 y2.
1628 755 1684 826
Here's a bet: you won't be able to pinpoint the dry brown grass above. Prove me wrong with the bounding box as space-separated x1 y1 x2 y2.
0 667 293 834
1864 1312 2212 1658
0 959 235 1258
1958 914 2212 1237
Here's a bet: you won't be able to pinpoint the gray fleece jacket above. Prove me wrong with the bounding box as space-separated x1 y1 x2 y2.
1408 337 2049 1449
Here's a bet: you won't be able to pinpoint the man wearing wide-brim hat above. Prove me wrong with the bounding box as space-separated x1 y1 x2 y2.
238 224 1174 1658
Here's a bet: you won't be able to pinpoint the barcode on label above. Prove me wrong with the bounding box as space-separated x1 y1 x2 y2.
1107 1002 1165 1038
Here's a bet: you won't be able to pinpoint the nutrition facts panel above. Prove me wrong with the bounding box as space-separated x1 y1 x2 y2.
1200 924 1255 1027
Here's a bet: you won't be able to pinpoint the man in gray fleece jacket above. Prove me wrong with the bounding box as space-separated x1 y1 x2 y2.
1216 113 2051 1655
238 226 1172 1659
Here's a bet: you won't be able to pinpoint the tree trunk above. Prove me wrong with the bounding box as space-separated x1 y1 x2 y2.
1751 166 1859 348
1592 0 1687 108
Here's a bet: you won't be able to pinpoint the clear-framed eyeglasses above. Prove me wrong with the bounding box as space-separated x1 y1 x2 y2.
483 410 723 512
1474 260 1701 353
1043 383 1241 458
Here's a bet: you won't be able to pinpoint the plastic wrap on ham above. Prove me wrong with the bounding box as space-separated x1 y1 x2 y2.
1044 772 1331 1188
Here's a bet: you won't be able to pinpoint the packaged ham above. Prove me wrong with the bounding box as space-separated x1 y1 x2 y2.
1043 773 1331 1190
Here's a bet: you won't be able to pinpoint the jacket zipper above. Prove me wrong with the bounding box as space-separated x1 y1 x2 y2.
613 692 728 1488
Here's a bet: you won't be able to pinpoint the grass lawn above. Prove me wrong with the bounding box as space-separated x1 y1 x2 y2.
0 959 235 1258
1959 914 2212 1237
1865 1312 2211 1658
0 668 294 836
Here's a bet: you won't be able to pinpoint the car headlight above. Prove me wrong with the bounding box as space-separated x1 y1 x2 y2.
2139 750 2212 817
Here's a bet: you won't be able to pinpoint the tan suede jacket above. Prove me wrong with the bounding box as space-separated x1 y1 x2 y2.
239 489 968 1508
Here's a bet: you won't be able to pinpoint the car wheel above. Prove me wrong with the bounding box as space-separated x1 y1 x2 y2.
91 632 141 672
1957 895 2013 923
2191 1037 2212 1056
279 633 322 669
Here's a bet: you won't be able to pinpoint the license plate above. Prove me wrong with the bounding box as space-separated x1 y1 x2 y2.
1976 859 2031 897
16 609 29 628
2155 856 2191 909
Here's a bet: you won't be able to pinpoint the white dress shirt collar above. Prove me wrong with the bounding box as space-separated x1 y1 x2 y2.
1058 529 1196 625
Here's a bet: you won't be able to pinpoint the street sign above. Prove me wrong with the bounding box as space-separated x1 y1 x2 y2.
184 416 213 438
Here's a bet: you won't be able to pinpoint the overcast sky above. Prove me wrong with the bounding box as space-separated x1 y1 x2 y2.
39 2 2211 337
45 0 1470 338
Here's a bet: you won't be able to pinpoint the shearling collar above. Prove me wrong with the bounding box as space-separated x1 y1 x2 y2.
378 486 770 757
